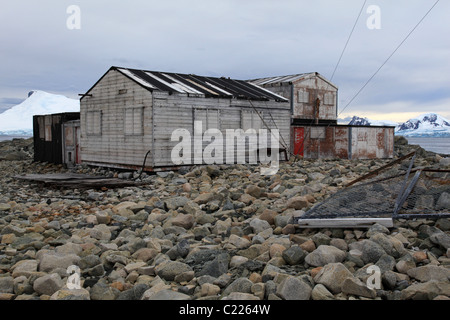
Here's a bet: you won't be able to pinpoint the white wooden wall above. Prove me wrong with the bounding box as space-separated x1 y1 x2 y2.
80 69 153 168
81 69 291 170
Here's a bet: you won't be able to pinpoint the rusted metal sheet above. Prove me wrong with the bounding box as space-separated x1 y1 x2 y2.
291 125 394 160
249 72 338 123
350 126 394 159
15 173 143 189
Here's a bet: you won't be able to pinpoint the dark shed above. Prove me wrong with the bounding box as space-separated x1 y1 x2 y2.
33 112 80 164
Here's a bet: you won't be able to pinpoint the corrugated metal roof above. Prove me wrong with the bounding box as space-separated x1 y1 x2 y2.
249 73 313 86
249 72 338 89
114 67 288 102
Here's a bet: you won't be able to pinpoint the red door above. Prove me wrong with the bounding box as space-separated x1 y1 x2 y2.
294 127 304 157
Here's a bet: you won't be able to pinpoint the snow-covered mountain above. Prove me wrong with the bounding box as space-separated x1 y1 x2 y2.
395 113 450 137
346 115 399 127
0 91 80 135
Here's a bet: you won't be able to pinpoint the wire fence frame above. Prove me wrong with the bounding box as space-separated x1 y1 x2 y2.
295 151 450 223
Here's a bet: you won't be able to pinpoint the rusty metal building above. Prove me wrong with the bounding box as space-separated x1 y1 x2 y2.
291 124 394 159
249 73 394 159
33 112 81 165
250 73 338 125
79 66 291 171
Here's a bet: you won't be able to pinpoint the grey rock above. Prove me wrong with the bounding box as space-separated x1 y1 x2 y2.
222 292 260 300
157 261 193 281
274 215 290 228
436 192 450 210
382 271 398 290
370 233 397 257
249 218 271 234
305 245 346 267
330 238 348 251
360 240 386 264
222 277 253 296
50 288 90 300
206 165 221 178
311 284 335 300
407 265 450 282
436 218 450 231
366 223 390 238
197 253 230 278
90 282 120 300
11 260 38 278
79 254 102 270
402 280 450 300
245 185 262 198
1 225 26 236
38 252 81 273
312 232 331 246
375 254 396 274
117 283 149 300
0 276 14 294
282 246 306 265
314 263 353 294
33 273 64 296
90 224 112 241
341 276 376 299
47 220 61 230
165 196 189 210
276 276 312 300
146 289 191 300
429 232 450 249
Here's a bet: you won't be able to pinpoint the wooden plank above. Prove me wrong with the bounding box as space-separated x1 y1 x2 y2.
296 218 394 228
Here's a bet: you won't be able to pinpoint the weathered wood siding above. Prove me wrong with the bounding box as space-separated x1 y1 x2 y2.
80 69 153 168
81 70 291 170
152 92 291 167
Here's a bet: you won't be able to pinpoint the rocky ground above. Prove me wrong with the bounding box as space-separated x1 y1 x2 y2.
0 137 449 300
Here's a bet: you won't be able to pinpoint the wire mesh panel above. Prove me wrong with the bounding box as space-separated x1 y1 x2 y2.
397 170 450 216
297 152 450 221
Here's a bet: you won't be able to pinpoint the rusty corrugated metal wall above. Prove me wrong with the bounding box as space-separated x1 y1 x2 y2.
291 125 394 160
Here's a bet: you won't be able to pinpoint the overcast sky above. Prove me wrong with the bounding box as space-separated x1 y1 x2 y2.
0 0 448 122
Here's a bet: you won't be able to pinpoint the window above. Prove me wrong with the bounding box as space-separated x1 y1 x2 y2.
87 111 102 136
298 90 309 103
124 107 143 136
37 117 45 139
324 92 335 105
194 108 220 131
44 115 52 141
241 110 263 131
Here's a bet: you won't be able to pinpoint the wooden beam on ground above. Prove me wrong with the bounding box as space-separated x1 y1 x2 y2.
296 217 394 228
345 151 416 188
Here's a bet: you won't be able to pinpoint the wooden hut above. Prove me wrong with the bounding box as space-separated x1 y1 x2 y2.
79 67 291 171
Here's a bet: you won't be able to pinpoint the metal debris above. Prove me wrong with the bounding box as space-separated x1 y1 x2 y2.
295 151 450 227
15 173 144 189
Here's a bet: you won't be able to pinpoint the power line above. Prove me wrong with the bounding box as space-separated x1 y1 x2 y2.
339 0 440 116
330 0 367 82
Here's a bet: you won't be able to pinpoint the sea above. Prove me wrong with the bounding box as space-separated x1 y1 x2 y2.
405 137 450 155
0 135 32 142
